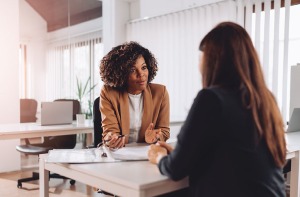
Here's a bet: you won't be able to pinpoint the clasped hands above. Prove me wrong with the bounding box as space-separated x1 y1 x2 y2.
148 141 173 164
103 123 164 150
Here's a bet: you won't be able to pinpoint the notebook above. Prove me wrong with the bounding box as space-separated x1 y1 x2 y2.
286 108 300 132
40 102 73 126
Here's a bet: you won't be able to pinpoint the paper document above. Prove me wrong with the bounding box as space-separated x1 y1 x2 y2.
46 145 150 163
109 145 149 160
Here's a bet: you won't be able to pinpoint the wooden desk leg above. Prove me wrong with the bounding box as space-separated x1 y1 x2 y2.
290 151 300 197
39 154 49 197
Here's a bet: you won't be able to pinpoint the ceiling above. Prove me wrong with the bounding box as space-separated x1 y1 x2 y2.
25 0 102 32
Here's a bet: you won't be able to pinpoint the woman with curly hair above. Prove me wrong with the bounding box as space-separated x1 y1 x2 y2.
99 41 170 149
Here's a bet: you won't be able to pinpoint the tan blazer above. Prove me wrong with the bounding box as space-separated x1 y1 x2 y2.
100 83 170 143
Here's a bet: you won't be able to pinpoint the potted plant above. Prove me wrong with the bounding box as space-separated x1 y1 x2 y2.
76 76 97 118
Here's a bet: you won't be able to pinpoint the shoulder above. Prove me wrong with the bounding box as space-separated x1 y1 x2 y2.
101 85 122 94
100 85 124 101
196 88 218 100
195 87 240 114
197 87 234 102
194 88 225 108
148 83 167 94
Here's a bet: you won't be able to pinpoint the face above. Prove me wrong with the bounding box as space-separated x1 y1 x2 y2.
127 56 149 94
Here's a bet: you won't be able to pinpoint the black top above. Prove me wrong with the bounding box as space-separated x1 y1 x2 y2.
158 88 285 197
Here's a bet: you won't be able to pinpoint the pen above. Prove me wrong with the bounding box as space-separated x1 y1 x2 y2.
117 134 126 139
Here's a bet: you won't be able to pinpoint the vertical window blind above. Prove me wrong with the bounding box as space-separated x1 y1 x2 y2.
239 0 292 122
128 0 296 123
46 32 103 114
127 0 237 122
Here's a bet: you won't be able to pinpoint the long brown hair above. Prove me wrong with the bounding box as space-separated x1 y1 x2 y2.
200 22 286 167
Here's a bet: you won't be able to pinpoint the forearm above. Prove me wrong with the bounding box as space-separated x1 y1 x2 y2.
158 145 189 181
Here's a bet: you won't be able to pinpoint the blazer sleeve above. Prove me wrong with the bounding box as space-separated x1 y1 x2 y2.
100 86 121 139
158 89 222 180
156 86 170 141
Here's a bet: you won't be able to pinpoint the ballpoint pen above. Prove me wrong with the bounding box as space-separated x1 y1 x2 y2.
97 134 128 157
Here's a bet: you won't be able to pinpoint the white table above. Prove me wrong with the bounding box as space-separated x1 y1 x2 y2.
0 120 93 142
286 131 300 197
39 154 188 197
0 120 93 172
38 131 300 197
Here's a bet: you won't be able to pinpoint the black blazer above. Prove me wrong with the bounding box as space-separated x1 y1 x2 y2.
158 88 285 197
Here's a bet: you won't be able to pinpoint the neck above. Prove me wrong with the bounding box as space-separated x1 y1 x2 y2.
128 90 142 95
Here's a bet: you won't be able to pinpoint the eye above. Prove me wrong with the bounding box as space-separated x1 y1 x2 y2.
130 68 136 73
142 65 148 70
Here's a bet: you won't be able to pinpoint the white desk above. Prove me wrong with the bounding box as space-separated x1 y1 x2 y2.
286 131 300 197
0 120 93 172
0 120 93 141
39 154 188 197
39 132 300 197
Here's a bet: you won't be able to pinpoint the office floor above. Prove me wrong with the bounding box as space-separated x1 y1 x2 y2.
0 142 109 197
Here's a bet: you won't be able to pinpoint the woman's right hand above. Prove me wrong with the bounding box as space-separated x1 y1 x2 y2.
104 132 125 150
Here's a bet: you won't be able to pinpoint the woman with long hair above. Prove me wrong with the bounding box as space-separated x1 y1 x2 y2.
148 22 286 197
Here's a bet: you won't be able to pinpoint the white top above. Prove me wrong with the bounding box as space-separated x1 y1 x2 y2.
128 93 143 143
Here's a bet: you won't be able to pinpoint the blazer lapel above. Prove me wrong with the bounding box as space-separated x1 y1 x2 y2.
139 85 153 142
119 90 130 143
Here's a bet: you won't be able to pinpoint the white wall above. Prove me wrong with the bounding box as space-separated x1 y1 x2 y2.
19 0 47 103
47 18 103 43
103 0 130 53
0 0 21 172
0 2 20 123
102 0 225 53
290 64 300 118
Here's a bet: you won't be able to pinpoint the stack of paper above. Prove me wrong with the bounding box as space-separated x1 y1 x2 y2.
46 145 150 163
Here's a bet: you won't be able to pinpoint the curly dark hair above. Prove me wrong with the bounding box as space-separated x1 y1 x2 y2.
100 41 158 88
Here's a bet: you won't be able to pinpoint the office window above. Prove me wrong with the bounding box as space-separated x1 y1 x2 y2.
127 1 236 122
46 36 103 115
249 0 300 122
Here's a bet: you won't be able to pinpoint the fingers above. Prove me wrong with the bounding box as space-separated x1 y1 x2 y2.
104 132 113 142
145 124 157 144
157 141 174 153
106 134 125 149
155 129 162 141
146 123 154 131
113 137 125 149
148 144 168 164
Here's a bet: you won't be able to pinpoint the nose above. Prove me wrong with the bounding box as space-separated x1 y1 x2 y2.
137 69 144 77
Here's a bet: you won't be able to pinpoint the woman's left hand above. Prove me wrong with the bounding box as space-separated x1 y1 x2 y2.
148 144 168 164
145 123 163 143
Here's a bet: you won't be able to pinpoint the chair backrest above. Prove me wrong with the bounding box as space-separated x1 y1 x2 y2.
93 97 103 147
54 99 81 120
20 99 38 123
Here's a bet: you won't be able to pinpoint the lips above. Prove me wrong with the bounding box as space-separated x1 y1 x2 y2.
137 81 146 85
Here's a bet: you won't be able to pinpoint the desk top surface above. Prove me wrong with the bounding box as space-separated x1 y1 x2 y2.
286 131 300 152
53 160 188 190
0 120 93 140
0 119 93 133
